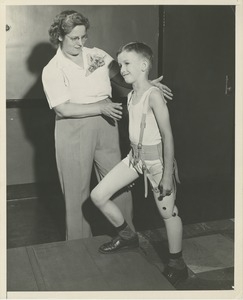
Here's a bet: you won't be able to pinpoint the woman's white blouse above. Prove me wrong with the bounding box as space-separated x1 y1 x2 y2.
42 46 113 108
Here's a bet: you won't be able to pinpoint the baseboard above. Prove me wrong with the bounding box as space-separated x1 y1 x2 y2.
7 182 62 201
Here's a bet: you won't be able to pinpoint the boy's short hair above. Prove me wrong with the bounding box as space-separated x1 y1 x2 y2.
117 42 153 70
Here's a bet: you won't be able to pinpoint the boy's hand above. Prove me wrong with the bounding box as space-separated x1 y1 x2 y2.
150 75 173 101
158 176 173 200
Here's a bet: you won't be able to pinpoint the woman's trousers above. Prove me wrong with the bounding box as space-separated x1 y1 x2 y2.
55 116 134 240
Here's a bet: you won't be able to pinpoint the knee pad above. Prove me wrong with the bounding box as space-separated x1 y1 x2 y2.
159 203 179 220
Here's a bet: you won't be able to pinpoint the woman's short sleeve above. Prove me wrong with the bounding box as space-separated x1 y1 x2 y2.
42 65 70 109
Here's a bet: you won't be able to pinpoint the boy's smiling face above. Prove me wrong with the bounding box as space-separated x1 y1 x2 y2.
118 51 146 84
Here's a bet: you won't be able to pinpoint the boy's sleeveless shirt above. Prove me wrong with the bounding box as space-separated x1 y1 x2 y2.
127 86 164 146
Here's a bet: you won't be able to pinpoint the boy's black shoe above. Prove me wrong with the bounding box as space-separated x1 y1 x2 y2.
99 235 139 254
163 264 188 286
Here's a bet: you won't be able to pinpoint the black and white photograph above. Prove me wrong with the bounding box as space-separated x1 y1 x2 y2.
1 1 243 299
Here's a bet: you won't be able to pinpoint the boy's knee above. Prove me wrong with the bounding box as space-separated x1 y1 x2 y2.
159 205 179 220
90 188 102 207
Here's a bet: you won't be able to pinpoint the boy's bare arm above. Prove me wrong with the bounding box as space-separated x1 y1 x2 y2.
150 90 174 196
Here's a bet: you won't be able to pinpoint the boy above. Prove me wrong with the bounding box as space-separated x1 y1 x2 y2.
91 42 188 285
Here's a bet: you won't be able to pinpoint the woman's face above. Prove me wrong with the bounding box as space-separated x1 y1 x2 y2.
59 25 88 56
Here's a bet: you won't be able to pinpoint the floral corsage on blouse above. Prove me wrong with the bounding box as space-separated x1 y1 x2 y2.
86 51 106 76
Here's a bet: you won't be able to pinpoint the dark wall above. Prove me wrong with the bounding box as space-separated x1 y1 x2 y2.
162 6 235 183
158 6 235 224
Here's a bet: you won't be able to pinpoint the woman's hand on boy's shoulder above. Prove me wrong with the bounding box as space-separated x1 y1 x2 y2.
150 75 173 101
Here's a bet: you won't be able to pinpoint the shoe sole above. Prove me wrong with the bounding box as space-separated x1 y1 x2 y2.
173 273 188 286
163 271 189 286
99 243 139 254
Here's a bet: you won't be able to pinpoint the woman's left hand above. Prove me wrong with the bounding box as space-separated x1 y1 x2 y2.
150 75 173 100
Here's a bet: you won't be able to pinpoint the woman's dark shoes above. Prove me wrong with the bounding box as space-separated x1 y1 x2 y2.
163 264 188 286
99 235 139 254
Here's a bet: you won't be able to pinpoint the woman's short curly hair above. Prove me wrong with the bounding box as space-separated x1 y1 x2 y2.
48 10 90 46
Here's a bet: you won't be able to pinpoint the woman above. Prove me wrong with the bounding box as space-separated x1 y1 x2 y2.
42 10 173 240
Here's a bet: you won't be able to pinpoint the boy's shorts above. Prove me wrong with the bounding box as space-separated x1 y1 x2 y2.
123 155 177 200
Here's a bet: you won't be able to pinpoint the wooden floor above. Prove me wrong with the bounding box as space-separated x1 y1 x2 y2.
7 193 234 291
7 236 174 291
139 219 234 290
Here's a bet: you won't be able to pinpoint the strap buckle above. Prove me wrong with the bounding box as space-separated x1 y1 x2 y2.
142 163 147 171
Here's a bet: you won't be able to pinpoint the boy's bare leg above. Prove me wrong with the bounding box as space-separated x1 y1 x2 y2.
152 168 188 285
91 161 138 226
91 161 140 253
